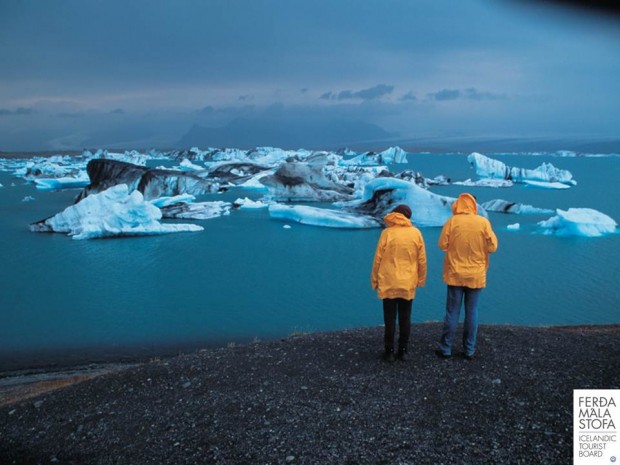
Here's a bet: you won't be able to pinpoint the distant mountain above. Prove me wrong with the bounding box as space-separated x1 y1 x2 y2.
177 117 394 150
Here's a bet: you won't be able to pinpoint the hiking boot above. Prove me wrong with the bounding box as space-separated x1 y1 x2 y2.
383 349 396 363
397 347 409 361
434 349 451 359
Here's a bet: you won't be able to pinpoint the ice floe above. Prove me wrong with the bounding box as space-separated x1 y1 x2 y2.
33 173 91 190
467 152 575 186
234 197 269 209
453 178 514 188
149 194 197 208
481 199 554 215
538 208 617 237
30 184 203 240
507 223 520 231
269 204 380 229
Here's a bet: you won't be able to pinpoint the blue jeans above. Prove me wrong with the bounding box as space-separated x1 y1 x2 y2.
437 286 482 356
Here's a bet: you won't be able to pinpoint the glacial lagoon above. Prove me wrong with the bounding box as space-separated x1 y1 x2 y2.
1 150 619 370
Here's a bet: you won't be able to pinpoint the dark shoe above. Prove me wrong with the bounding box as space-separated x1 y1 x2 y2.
464 353 475 361
383 349 396 363
435 349 451 359
397 347 409 361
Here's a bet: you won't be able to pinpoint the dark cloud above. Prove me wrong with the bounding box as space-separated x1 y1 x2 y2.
0 107 34 116
428 89 461 101
55 112 84 119
320 84 395 101
427 88 508 101
399 91 417 102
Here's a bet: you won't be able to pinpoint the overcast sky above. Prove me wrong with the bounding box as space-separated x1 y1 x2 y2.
0 0 619 151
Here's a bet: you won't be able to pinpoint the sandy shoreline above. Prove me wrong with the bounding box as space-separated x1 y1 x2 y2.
0 322 618 464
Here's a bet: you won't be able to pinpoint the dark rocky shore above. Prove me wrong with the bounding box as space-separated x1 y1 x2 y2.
0 323 618 465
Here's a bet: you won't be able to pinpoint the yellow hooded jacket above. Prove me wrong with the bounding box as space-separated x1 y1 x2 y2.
439 193 498 288
371 212 427 300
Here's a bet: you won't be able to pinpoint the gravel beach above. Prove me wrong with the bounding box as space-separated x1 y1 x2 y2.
0 323 618 465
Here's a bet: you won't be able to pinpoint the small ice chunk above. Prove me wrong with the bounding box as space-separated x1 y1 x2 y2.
179 159 205 171
234 197 269 209
507 223 520 230
283 224 292 229
22 196 35 202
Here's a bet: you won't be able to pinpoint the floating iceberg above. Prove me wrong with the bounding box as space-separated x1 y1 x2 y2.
30 184 203 240
34 173 90 190
523 180 571 190
453 178 514 188
77 159 219 202
507 223 520 231
481 199 554 215
269 204 380 229
538 208 617 237
260 160 354 202
346 178 486 227
160 201 231 220
467 152 575 186
340 146 408 166
234 197 269 209
178 159 205 171
150 194 197 208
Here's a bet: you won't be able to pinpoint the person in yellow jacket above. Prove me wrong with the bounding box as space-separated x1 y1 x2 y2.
435 193 498 360
371 204 427 362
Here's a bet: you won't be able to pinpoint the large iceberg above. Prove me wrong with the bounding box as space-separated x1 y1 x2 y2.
30 184 203 240
269 204 380 229
76 159 220 202
481 199 554 215
538 208 617 237
467 152 575 186
260 160 354 202
345 178 487 227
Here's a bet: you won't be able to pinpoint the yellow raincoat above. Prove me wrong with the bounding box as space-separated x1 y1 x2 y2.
439 193 498 288
371 212 427 300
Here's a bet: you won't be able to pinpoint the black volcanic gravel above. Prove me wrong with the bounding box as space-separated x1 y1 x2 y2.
0 323 618 465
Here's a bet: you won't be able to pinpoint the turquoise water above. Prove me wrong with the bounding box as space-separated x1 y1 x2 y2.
1 153 619 369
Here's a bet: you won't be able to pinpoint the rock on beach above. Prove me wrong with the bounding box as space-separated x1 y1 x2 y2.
0 323 618 465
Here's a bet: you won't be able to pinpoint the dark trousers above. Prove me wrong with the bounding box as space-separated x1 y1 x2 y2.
383 298 412 352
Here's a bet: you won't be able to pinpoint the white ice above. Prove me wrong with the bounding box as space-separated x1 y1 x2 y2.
453 178 514 188
467 152 575 185
34 173 90 190
234 197 269 209
507 223 520 231
150 194 197 208
161 201 231 220
269 204 380 229
178 159 206 171
538 208 617 237
31 184 203 240
523 180 571 190
481 199 553 215
339 146 407 166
